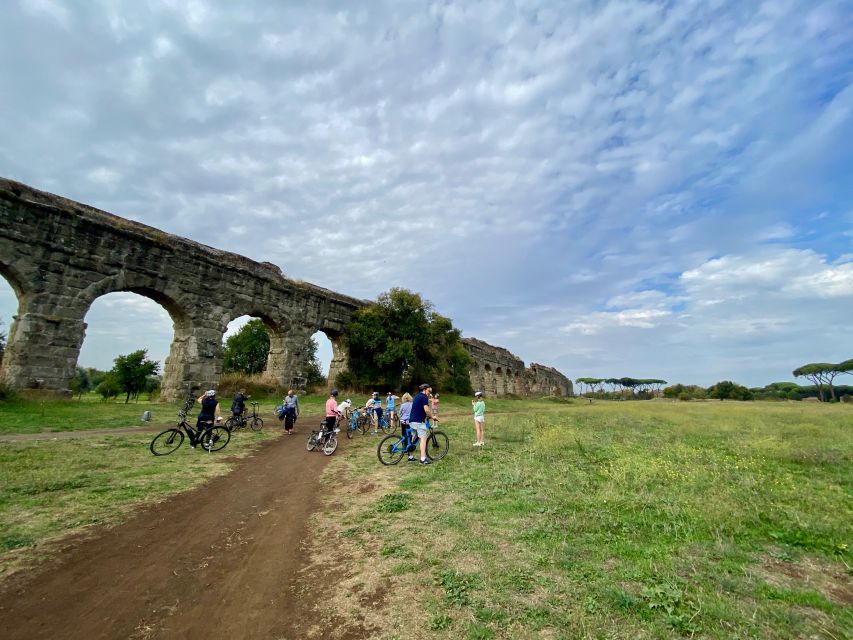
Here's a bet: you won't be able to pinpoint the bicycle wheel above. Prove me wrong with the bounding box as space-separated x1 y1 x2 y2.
203 426 231 452
426 430 449 461
224 416 240 432
347 422 357 439
150 429 184 456
391 413 400 431
377 435 405 466
306 432 319 451
250 416 264 432
323 435 338 456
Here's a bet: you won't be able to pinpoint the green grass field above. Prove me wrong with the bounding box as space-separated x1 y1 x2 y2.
310 400 852 639
0 397 849 637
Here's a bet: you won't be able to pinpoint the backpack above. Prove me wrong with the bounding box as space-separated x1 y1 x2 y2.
275 404 285 419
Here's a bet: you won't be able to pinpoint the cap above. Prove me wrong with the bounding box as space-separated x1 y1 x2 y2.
474 391 482 397
419 383 430 390
330 389 339 396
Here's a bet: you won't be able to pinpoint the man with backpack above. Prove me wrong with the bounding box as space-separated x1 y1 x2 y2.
279 389 299 434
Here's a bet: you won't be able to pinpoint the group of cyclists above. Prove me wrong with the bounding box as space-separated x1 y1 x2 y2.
323 384 439 464
192 383 484 458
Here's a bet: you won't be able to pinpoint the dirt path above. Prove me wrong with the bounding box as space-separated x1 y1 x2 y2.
0 427 335 639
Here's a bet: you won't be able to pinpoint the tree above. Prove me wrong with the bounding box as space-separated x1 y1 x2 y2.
69 367 93 398
303 336 325 388
110 349 160 403
707 380 753 401
792 362 850 402
223 319 270 374
342 288 471 393
0 317 5 365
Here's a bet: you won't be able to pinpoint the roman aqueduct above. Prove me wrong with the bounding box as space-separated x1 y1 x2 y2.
0 178 571 399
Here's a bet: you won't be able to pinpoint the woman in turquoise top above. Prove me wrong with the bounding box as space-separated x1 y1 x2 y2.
472 391 485 447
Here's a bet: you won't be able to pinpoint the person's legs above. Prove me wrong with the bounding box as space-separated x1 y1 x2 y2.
473 417 480 445
476 417 484 445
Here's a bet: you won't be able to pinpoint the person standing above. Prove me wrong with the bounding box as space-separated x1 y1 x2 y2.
323 389 340 434
281 389 299 434
472 391 486 446
369 391 383 434
409 383 437 465
431 392 440 417
195 389 222 449
386 392 398 427
231 388 249 420
398 392 414 460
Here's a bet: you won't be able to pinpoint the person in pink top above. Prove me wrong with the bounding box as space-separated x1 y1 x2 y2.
323 389 340 434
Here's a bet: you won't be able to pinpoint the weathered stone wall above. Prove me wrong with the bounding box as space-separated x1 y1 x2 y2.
0 177 573 400
462 338 572 397
0 178 367 399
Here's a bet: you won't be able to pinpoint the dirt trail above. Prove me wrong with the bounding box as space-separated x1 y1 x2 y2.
0 428 334 640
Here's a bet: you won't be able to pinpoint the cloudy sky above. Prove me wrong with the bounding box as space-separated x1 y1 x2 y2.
1 0 852 388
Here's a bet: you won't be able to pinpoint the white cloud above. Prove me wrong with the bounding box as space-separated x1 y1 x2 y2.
1 0 851 384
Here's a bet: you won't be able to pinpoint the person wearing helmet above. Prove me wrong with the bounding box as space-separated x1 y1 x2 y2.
195 389 222 449
409 383 437 464
323 389 339 434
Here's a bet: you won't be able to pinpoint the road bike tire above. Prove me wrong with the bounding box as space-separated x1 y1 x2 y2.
426 430 449 461
306 432 319 451
150 428 184 456
250 417 264 432
203 426 231 452
377 435 405 466
323 436 338 456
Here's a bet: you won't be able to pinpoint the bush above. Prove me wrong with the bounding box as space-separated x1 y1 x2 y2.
841 395 853 404
0 383 19 402
678 391 691 402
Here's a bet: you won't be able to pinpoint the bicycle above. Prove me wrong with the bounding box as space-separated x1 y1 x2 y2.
225 401 264 432
150 396 231 455
377 419 449 465
347 406 367 439
306 420 340 456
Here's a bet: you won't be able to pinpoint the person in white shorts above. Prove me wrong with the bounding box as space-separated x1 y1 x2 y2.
472 391 485 446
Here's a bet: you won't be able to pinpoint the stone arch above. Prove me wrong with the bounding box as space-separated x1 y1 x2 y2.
82 286 193 398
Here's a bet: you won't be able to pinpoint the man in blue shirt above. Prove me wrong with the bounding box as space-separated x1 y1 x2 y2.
409 383 437 465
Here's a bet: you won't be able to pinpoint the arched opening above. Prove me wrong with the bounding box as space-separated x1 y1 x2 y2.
0 273 20 374
311 331 333 380
222 314 273 376
77 291 175 398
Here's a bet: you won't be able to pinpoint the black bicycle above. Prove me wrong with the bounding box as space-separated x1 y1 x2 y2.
150 395 231 455
225 401 264 432
377 419 449 465
306 420 340 455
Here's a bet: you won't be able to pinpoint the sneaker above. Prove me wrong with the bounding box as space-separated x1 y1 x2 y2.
473 442 480 447
420 458 432 465
407 456 417 462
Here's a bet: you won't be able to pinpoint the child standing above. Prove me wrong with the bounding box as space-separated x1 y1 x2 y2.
472 391 485 446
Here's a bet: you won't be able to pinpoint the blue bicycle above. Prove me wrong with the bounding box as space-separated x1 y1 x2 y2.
377 419 449 465
347 406 369 439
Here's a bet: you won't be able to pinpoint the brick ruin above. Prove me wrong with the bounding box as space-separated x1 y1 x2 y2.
462 338 573 397
0 178 572 398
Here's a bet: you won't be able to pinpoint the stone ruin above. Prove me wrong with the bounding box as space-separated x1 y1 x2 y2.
0 177 572 399
462 337 573 397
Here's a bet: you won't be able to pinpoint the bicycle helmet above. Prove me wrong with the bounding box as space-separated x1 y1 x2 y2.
330 389 339 397
205 389 216 397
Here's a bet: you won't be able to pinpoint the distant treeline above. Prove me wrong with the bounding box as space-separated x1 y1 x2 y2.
574 377 853 402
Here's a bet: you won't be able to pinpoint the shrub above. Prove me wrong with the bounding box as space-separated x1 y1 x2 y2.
0 382 19 402
841 395 853 404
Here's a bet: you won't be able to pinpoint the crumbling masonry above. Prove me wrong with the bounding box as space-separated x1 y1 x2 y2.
0 178 571 399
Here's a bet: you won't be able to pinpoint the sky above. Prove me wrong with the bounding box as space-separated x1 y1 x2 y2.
1 0 852 388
